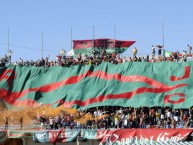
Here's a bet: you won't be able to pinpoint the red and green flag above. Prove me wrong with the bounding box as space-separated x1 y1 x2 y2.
0 62 193 110
163 49 173 57
73 38 135 55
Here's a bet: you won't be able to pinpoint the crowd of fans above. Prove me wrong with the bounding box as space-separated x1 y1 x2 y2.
0 44 192 67
36 106 193 130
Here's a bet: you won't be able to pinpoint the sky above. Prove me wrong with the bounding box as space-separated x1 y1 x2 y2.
0 0 193 62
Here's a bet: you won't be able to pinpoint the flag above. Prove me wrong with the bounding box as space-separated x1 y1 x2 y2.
0 62 192 109
73 38 135 56
73 40 94 56
164 49 173 57
156 45 163 48
66 49 74 56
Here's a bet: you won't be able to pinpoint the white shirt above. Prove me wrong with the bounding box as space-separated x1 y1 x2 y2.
167 111 171 118
124 119 128 126
94 111 98 117
49 118 54 125
98 110 103 117
118 109 123 114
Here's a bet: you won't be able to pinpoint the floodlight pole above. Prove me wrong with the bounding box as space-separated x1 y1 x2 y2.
93 25 95 48
162 22 165 48
42 32 44 58
71 27 73 50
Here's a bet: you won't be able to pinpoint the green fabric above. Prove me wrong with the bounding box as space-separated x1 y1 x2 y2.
164 49 172 57
73 47 93 56
33 129 80 143
0 62 193 110
73 47 128 56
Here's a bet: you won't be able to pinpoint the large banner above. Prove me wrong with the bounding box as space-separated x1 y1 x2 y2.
73 38 135 55
33 129 80 143
100 129 193 144
0 62 193 109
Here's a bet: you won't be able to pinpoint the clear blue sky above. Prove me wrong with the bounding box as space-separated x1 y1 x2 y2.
0 0 193 62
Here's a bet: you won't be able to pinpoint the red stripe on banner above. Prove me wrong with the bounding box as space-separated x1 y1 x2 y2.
170 66 190 81
164 93 185 104
62 83 187 108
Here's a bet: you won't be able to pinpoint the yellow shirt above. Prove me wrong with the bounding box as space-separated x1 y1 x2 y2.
155 112 160 118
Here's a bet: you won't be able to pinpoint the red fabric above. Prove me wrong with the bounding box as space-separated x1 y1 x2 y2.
73 39 135 49
100 129 193 144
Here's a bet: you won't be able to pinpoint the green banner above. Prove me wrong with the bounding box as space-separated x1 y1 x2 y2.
33 129 80 143
33 130 49 143
0 62 193 109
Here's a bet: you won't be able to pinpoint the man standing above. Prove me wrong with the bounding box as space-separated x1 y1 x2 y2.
187 44 192 55
49 117 54 130
132 47 138 59
156 45 163 56
151 45 156 58
4 117 8 130
20 117 23 130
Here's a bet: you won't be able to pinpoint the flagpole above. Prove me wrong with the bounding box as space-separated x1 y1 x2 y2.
8 28 9 52
71 27 73 50
42 32 44 58
114 25 117 53
8 28 12 64
93 25 95 48
162 22 165 57
93 25 95 40
162 22 165 48
114 25 116 42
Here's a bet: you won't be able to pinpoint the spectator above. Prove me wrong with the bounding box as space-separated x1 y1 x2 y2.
132 47 138 59
19 117 23 130
40 115 46 129
157 45 162 56
187 44 192 55
4 117 8 130
151 45 156 58
173 52 179 62
49 117 54 130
